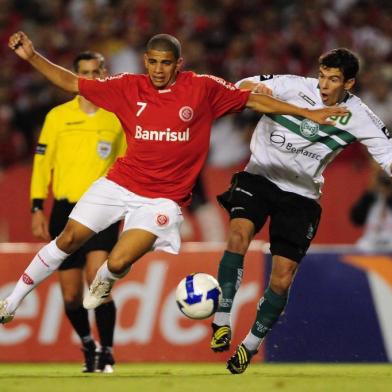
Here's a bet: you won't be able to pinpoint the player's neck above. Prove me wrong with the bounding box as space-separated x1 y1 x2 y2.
78 95 98 114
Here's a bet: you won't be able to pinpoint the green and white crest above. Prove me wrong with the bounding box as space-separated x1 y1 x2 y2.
300 119 319 138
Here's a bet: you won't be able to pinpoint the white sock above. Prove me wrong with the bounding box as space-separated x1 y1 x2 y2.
243 331 263 352
6 240 69 313
213 311 231 327
96 261 128 282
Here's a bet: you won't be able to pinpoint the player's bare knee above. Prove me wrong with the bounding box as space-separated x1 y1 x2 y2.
107 253 132 276
270 272 295 294
56 231 77 253
227 229 251 254
56 228 84 253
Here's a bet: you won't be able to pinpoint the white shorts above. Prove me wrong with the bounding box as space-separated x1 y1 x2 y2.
69 177 184 254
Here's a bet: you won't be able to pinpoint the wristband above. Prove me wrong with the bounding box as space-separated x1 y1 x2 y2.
31 199 44 213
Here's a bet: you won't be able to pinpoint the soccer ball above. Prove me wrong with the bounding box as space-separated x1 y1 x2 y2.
175 273 222 320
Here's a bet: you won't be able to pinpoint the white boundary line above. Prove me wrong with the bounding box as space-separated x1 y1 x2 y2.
0 241 362 254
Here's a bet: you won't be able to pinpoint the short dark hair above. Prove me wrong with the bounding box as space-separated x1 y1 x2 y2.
146 34 181 60
73 51 106 72
319 48 360 81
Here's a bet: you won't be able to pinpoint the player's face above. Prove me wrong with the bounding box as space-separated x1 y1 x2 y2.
144 50 183 89
318 66 355 106
76 59 107 80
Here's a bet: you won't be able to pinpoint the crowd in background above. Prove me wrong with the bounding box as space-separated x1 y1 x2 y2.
1 0 392 171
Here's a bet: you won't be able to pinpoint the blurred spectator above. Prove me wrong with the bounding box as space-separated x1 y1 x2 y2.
0 80 26 172
350 166 392 252
2 0 392 177
361 72 392 129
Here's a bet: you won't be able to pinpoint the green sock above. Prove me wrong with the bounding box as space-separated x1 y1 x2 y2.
251 287 287 338
217 251 244 313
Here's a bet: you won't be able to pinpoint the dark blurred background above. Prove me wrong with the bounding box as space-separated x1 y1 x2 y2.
0 0 391 243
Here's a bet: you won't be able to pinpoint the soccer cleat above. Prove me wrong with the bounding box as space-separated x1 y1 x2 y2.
0 300 15 324
226 343 257 374
83 277 113 310
81 342 97 373
210 323 231 352
96 347 115 373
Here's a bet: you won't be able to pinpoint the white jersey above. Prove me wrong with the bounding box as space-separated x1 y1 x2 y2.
237 75 392 199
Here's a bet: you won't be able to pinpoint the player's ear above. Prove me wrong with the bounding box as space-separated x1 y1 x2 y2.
175 57 184 72
143 53 149 70
344 78 355 91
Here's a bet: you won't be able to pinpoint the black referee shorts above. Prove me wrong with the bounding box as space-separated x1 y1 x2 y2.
217 171 322 263
49 199 120 270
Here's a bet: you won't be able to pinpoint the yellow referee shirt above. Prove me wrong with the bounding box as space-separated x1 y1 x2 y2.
31 96 126 202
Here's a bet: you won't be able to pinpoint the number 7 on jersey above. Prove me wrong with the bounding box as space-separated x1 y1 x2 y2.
136 102 147 117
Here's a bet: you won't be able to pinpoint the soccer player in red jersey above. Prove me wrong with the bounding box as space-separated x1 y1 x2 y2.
0 31 347 323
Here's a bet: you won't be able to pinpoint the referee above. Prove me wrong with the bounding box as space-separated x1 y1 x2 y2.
30 51 125 373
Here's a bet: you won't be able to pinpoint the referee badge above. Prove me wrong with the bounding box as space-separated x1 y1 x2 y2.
97 140 112 159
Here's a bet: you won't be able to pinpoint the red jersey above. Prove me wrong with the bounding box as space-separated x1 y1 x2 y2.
78 71 249 205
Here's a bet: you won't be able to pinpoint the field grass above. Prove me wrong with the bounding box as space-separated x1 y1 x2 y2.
0 363 391 392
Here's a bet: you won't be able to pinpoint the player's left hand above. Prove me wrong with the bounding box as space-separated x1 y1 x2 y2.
306 106 349 125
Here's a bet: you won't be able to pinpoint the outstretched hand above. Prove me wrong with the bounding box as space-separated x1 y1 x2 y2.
307 106 349 125
8 31 35 61
31 210 50 241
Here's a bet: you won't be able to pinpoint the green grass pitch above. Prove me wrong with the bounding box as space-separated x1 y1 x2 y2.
0 363 391 392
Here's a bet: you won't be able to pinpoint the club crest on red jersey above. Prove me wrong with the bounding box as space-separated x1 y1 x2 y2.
179 106 194 122
156 214 169 226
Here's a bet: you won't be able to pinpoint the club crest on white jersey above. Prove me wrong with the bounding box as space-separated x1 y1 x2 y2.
300 119 319 138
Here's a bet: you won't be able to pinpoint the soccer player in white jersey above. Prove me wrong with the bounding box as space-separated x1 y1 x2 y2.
210 48 392 374
1 31 346 333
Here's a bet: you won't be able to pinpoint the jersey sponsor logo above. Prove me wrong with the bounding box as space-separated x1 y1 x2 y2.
35 143 47 155
135 125 190 142
298 92 316 106
270 131 321 160
382 126 391 139
285 143 322 160
156 214 169 226
300 119 319 138
97 140 112 159
197 74 237 91
22 273 34 285
270 131 286 147
179 106 194 122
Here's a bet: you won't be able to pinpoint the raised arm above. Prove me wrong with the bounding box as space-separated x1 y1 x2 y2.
8 31 79 94
245 91 348 125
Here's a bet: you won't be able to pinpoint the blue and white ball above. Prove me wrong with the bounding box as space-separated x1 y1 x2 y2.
175 273 222 320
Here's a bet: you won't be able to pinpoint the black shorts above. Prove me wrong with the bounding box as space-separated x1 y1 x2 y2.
217 171 322 263
49 199 120 270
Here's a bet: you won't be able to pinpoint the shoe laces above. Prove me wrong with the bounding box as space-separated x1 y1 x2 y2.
90 279 112 297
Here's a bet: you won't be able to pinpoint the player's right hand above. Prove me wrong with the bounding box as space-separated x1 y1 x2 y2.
31 210 50 241
307 106 349 125
8 31 35 60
